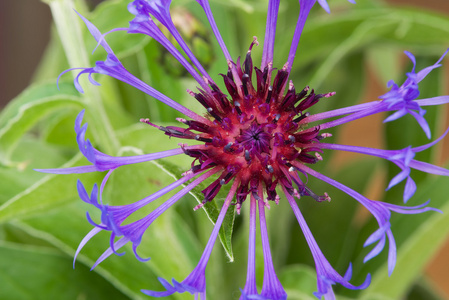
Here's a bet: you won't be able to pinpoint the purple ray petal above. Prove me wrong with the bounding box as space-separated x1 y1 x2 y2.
142 178 240 298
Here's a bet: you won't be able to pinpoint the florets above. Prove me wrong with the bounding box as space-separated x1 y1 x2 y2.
154 43 332 212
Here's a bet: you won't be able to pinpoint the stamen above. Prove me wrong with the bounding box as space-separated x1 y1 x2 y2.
236 202 242 215
242 74 250 95
318 133 333 140
234 101 242 115
193 202 205 211
224 142 233 152
265 85 273 103
206 107 222 121
245 150 251 161
293 112 310 123
273 114 281 123
139 118 160 129
275 195 280 204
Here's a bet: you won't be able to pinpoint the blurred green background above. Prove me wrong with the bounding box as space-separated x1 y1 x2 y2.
1 0 449 299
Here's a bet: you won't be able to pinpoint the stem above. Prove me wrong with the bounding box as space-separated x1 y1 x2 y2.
47 0 120 154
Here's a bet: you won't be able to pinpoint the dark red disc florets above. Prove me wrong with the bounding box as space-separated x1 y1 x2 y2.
158 42 334 210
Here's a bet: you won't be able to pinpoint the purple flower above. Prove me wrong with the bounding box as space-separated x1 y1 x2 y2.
379 50 449 138
319 127 449 202
317 0 356 13
39 0 449 299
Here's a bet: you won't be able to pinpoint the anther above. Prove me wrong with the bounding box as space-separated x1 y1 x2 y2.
267 165 274 173
193 202 205 211
206 107 222 121
288 135 296 143
318 133 332 140
242 74 250 95
289 80 294 91
224 142 233 152
265 86 273 103
140 118 160 129
234 101 242 115
273 114 281 123
293 189 300 198
194 135 213 143
245 150 251 161
263 198 271 209
182 170 193 176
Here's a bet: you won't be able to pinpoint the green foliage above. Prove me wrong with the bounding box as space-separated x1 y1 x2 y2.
1 0 449 299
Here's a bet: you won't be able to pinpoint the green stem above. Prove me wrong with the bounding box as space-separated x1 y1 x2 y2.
46 0 120 154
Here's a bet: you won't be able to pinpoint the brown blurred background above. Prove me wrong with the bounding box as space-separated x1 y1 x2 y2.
0 0 448 298
1 0 449 105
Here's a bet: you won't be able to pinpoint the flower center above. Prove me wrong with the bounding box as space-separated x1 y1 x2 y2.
237 122 272 154
156 42 334 209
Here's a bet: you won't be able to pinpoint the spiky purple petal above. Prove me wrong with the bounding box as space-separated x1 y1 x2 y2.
142 179 240 298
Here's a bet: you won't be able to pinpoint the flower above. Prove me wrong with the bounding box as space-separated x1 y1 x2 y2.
37 0 449 299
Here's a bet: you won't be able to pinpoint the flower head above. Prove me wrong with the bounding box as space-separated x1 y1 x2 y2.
39 0 449 299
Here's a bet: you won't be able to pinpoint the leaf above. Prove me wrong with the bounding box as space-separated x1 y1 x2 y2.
405 276 448 300
86 0 151 63
0 241 130 300
117 123 234 260
0 153 100 223
278 265 319 300
0 137 70 204
14 160 201 299
153 159 236 261
0 81 83 166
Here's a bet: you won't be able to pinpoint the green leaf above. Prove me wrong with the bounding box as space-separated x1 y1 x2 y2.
278 265 319 300
0 153 100 223
87 0 150 63
0 81 83 166
0 137 71 205
405 276 448 300
0 241 130 300
13 160 201 299
153 159 236 261
118 123 235 261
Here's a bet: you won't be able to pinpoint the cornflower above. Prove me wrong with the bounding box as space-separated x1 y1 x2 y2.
38 0 449 299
